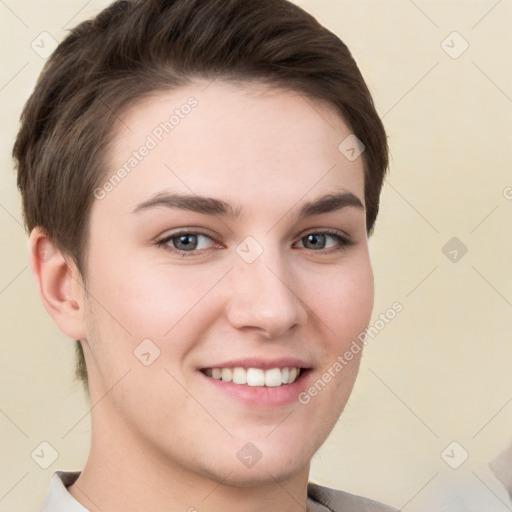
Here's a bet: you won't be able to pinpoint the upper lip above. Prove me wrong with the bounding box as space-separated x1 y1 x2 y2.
200 357 311 371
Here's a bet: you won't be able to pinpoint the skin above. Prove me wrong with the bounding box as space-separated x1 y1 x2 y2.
29 79 374 512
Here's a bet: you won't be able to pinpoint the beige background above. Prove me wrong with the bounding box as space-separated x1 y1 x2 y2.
1 1 511 511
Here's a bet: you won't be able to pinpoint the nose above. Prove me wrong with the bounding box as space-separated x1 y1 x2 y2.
225 248 308 339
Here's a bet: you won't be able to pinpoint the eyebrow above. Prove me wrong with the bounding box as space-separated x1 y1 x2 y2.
131 190 364 220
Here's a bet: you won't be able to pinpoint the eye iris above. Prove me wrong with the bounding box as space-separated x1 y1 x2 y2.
174 234 198 251
304 233 326 249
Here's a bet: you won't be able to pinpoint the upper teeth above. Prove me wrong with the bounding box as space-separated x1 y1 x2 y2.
205 367 301 387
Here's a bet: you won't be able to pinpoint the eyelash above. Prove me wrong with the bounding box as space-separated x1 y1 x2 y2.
156 229 354 258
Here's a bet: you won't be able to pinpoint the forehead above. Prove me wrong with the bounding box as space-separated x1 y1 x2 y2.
100 80 365 218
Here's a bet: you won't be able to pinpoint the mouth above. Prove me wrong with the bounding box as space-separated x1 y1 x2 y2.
201 366 304 387
198 357 313 407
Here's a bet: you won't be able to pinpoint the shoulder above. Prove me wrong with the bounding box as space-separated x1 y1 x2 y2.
307 482 399 512
416 467 512 512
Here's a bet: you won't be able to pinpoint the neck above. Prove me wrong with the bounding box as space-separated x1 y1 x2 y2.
67 406 311 512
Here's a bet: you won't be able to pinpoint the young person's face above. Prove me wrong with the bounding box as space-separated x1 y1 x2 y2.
78 80 373 485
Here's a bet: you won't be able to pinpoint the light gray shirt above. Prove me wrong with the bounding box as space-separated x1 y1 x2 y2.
40 470 399 512
419 444 512 511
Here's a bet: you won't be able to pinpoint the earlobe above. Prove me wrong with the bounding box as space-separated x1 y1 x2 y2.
28 227 86 340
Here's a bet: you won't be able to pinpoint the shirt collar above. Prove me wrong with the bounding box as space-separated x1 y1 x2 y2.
40 471 89 512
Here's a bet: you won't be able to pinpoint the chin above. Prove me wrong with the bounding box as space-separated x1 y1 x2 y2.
201 458 309 488
192 439 314 488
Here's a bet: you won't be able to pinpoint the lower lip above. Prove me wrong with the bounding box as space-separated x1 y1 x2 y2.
199 370 312 408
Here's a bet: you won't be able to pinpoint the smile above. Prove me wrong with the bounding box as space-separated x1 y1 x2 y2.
202 367 301 387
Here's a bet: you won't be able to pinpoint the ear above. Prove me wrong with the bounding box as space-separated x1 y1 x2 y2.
28 227 87 340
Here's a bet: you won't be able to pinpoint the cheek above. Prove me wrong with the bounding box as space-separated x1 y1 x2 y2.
87 252 221 340
313 259 374 343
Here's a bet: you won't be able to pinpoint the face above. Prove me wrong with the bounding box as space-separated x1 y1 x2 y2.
79 80 373 486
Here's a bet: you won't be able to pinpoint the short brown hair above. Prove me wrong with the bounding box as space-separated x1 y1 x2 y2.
14 0 389 392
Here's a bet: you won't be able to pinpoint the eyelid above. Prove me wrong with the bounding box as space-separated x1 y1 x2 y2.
298 227 352 242
157 228 218 242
